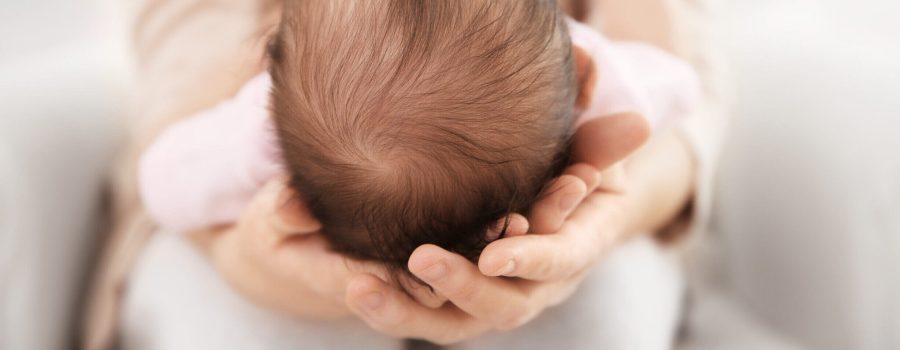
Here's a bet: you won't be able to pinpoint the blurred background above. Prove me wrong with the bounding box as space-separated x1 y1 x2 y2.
0 0 898 349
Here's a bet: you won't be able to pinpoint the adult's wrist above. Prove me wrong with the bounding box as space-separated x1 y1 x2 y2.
616 131 696 238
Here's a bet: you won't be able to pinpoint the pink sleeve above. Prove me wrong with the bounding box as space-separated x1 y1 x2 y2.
138 73 284 232
568 20 701 130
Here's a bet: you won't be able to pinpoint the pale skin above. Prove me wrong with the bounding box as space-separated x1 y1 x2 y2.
183 0 697 345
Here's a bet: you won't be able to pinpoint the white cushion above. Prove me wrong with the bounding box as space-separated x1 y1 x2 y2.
704 2 900 349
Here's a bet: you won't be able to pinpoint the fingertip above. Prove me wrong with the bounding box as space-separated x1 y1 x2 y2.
346 274 384 298
478 240 520 277
530 175 586 233
562 177 588 211
631 114 652 145
345 274 391 313
264 180 323 236
506 214 529 237
488 214 530 240
555 174 588 198
271 197 322 235
408 244 446 274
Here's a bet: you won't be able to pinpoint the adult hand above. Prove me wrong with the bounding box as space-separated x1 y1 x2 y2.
342 113 651 344
191 178 446 319
188 103 652 346
480 113 650 279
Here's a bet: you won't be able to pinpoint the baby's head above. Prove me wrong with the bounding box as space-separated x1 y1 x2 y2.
269 1 575 273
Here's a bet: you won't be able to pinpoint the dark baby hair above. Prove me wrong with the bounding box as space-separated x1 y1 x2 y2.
268 0 576 275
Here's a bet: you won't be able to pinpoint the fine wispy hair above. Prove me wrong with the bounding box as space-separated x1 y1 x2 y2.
268 0 576 275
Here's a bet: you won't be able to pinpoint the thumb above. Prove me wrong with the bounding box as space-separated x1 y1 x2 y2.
571 112 650 171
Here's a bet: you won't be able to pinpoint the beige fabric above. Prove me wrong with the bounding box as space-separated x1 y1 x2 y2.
580 0 728 246
670 1 731 244
662 0 732 285
82 1 279 349
82 1 726 349
596 0 732 288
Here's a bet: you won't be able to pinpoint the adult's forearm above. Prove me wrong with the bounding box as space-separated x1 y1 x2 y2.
619 131 696 237
582 0 698 236
129 0 282 150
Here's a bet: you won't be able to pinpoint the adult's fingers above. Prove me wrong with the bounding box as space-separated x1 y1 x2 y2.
229 178 390 301
528 174 588 234
208 222 351 317
487 213 529 241
563 163 602 193
398 274 449 309
409 245 536 330
346 274 488 345
270 182 322 236
477 223 596 281
236 178 320 244
571 113 650 171
478 192 623 281
262 178 322 237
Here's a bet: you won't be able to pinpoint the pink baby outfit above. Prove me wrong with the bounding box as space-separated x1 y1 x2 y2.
138 20 700 232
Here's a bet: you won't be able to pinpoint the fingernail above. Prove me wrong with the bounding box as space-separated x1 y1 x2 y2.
421 261 448 281
494 259 516 276
361 292 384 310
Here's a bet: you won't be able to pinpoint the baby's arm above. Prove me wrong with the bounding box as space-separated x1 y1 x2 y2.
569 19 700 129
565 20 700 197
139 74 283 232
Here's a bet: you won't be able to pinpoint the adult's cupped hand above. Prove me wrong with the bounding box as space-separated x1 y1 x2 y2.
342 113 650 344
193 112 648 345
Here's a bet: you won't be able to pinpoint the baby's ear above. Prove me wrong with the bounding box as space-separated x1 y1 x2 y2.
573 44 597 113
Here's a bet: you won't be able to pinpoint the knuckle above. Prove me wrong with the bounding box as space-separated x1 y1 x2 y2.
531 256 556 278
528 245 565 279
